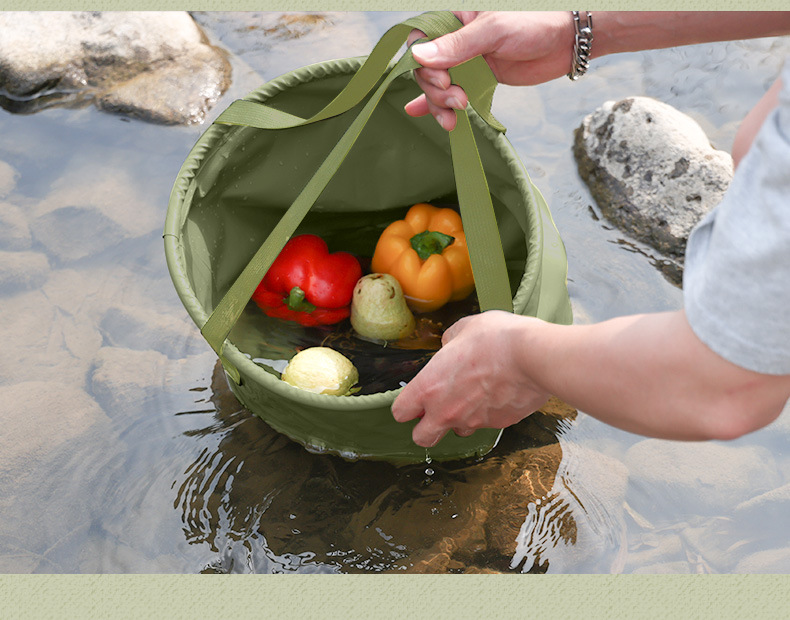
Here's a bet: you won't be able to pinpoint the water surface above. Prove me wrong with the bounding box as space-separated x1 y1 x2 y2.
1 11 789 574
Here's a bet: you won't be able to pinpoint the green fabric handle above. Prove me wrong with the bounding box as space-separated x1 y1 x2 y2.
201 11 513 380
215 11 504 134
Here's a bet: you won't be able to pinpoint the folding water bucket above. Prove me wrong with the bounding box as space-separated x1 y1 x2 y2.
165 12 572 463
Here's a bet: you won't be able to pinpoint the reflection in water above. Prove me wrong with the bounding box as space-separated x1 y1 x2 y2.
172 360 629 573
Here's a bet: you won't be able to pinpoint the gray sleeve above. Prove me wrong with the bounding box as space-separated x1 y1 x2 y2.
683 60 790 375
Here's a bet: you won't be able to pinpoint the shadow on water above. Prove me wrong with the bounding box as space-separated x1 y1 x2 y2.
171 360 629 573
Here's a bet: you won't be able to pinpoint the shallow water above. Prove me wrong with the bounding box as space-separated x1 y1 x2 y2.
2 11 790 574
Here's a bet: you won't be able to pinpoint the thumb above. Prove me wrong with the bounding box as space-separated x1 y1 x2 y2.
411 21 490 69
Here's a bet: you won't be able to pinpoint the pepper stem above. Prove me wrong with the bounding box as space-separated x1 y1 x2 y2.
285 286 316 313
410 230 455 261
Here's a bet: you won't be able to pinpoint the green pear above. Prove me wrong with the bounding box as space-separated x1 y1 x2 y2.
351 273 415 342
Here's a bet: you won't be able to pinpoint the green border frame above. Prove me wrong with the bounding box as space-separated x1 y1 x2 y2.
2 1 789 617
2 574 790 617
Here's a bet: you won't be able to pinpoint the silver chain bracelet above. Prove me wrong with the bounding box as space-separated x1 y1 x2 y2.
568 11 594 81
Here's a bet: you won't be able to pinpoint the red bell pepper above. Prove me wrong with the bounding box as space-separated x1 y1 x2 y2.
252 234 362 326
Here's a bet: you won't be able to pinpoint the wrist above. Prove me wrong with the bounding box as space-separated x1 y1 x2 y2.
514 316 555 397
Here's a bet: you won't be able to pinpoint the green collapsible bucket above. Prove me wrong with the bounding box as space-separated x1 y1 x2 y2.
164 11 573 464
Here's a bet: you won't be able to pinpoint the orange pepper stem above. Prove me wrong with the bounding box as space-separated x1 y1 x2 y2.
285 286 316 313
409 230 455 261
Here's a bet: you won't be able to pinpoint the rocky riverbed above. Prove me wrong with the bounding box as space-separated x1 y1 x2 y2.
1 11 789 574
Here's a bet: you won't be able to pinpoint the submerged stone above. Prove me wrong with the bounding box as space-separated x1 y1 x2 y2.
0 11 231 125
0 160 18 197
0 250 49 293
0 201 32 251
624 439 781 519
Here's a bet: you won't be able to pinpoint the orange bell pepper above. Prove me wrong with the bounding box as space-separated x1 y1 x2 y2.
370 203 474 312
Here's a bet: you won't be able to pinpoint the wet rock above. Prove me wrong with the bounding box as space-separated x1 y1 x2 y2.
95 53 229 125
0 160 18 197
0 380 107 479
41 265 172 321
90 347 171 416
624 440 781 519
90 346 215 417
511 446 630 573
99 304 206 359
735 547 790 573
32 166 162 262
0 250 48 293
0 11 230 125
733 482 790 535
632 561 692 574
0 202 32 251
574 96 733 279
625 531 685 572
0 290 96 387
679 517 744 573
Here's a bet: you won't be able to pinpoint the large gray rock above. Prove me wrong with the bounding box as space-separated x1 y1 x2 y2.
0 11 230 125
624 440 781 519
574 96 733 278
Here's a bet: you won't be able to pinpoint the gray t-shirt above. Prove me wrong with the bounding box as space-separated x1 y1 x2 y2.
683 60 790 375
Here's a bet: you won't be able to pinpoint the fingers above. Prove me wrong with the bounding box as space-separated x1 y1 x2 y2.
410 22 489 70
403 94 429 118
404 96 459 132
391 374 425 424
406 28 426 48
441 315 473 345
405 71 468 131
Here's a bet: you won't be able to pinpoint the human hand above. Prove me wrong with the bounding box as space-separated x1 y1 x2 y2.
391 310 551 447
405 11 575 130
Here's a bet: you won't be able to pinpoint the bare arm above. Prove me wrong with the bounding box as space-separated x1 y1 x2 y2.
392 310 790 447
732 77 783 167
407 11 790 130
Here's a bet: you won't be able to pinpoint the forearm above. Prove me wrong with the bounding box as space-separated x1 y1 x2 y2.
520 310 790 440
592 11 790 58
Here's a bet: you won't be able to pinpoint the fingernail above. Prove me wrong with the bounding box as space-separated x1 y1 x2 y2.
447 96 464 110
427 75 445 89
413 41 438 61
439 114 455 131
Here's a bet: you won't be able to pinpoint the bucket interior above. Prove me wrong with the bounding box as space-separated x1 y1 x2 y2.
173 64 539 395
